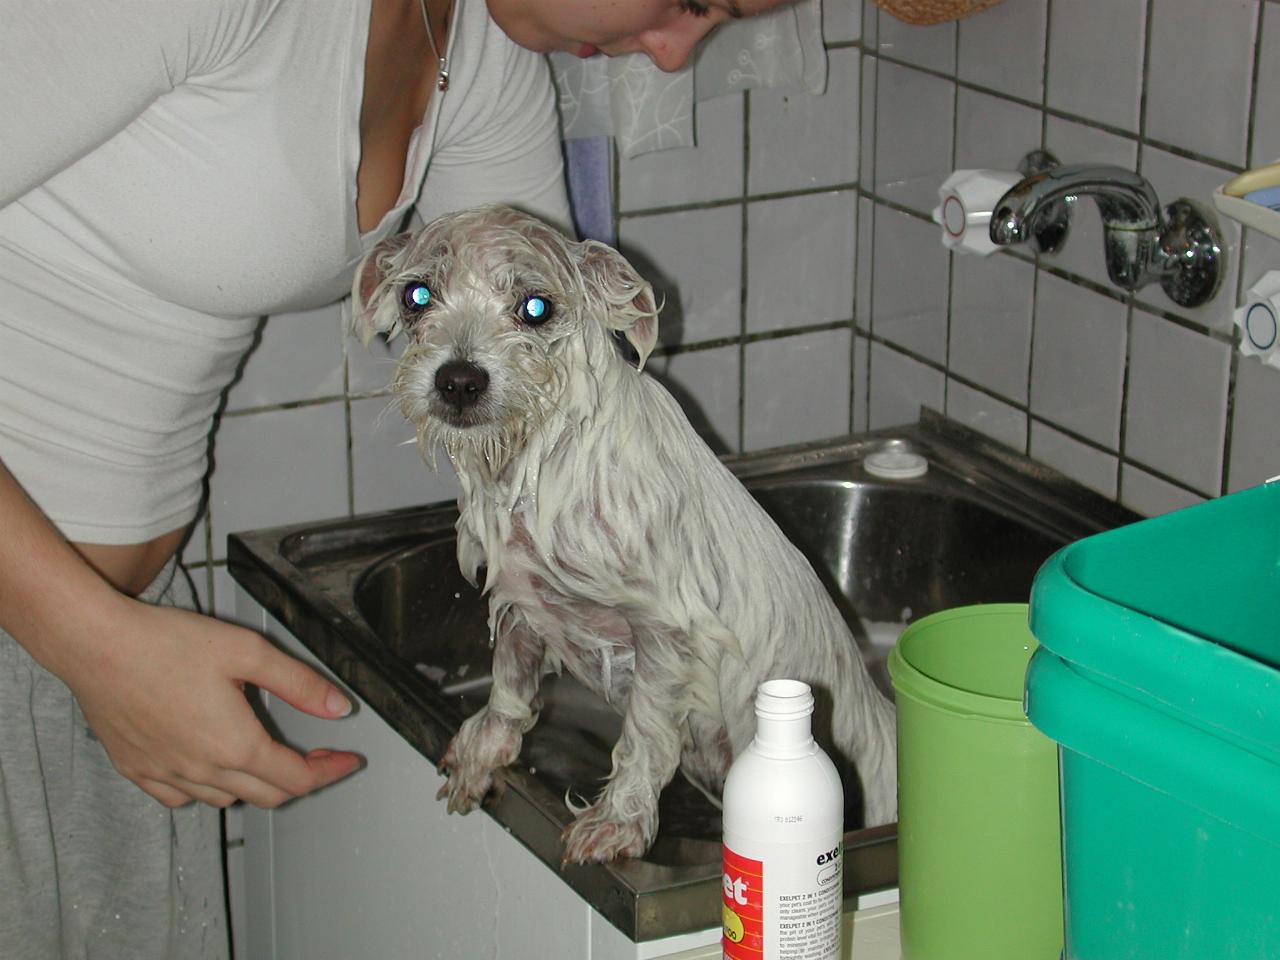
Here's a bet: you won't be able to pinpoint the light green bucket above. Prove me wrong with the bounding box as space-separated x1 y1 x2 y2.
887 604 1063 960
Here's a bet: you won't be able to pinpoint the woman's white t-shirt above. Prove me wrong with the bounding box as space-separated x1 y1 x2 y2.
0 0 570 543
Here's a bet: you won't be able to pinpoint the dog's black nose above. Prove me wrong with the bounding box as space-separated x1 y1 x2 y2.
434 360 490 412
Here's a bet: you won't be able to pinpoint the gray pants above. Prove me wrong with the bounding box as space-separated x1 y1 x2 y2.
0 560 229 960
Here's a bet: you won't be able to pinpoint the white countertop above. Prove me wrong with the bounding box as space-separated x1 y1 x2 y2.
663 903 901 960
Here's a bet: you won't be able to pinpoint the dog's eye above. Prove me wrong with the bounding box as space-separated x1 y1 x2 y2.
402 280 433 312
517 294 554 326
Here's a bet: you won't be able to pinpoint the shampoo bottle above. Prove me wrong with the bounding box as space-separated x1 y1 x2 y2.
722 679 844 960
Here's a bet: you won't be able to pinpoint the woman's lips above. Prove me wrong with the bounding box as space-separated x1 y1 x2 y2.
578 43 599 58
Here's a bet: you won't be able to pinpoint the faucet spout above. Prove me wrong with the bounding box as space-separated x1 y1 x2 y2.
991 164 1161 246
987 163 1224 307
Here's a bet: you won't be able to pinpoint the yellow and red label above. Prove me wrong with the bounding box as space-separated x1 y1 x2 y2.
722 846 763 958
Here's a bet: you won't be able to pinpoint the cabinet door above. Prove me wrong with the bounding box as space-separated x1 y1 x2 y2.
232 590 594 959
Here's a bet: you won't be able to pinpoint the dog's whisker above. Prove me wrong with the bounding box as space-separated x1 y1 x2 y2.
371 394 407 431
357 352 409 367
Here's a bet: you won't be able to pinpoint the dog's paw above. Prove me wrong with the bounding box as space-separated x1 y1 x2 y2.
436 753 505 814
560 807 651 865
436 709 523 814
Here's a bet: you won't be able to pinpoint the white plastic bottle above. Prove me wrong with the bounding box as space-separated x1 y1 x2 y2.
722 679 844 960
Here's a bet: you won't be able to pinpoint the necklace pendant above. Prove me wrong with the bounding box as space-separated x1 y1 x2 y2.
437 59 450 92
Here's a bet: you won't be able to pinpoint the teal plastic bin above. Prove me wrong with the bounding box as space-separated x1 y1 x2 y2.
1026 480 1280 960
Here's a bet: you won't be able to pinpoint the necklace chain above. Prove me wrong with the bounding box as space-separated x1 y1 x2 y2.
418 0 450 92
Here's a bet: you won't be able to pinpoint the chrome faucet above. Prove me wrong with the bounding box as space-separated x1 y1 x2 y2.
989 163 1224 307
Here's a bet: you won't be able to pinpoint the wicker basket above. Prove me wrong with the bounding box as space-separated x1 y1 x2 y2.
873 0 1004 26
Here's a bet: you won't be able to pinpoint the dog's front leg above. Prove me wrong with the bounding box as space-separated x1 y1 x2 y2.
560 636 685 864
437 612 543 814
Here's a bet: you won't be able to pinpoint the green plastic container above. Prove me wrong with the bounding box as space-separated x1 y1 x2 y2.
1027 480 1280 960
888 604 1064 960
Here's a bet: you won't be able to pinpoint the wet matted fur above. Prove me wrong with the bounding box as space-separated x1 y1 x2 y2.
353 205 896 863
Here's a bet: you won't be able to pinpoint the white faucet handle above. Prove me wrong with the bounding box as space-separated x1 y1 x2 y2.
932 169 1022 256
1236 271 1280 368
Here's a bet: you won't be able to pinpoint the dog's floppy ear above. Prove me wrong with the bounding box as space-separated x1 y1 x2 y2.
351 231 414 346
577 241 659 371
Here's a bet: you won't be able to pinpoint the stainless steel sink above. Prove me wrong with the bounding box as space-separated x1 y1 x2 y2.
228 411 1139 941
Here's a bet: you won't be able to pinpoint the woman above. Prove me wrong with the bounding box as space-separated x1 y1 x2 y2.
0 0 793 956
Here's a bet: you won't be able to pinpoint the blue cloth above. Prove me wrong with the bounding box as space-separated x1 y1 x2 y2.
564 136 615 245
1244 186 1280 211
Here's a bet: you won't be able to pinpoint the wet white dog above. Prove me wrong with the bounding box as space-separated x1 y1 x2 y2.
353 205 896 864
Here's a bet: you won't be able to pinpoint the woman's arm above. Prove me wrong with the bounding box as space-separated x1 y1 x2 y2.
0 458 361 808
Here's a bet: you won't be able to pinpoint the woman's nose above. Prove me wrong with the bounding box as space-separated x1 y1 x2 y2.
637 27 705 72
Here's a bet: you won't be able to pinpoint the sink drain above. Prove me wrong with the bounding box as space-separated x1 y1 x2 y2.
864 448 929 479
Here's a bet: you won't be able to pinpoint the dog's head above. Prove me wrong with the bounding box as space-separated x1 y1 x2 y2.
352 205 658 470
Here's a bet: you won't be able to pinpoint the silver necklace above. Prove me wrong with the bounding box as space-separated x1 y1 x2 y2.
418 0 451 92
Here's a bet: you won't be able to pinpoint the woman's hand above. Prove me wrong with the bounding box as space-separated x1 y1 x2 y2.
63 596 362 809
1 458 359 809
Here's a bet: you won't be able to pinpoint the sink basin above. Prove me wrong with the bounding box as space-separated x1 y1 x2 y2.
228 411 1139 940
354 468 1067 846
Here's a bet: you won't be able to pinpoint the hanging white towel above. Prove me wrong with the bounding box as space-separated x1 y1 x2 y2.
549 0 826 159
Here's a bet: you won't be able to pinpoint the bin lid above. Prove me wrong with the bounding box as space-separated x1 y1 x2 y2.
1026 649 1280 848
1029 480 1280 765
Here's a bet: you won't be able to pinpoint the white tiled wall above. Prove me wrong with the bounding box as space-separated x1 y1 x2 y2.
743 327 854 450
851 0 1280 519
191 0 1280 606
617 205 743 346
1028 275 1127 450
745 192 857 333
